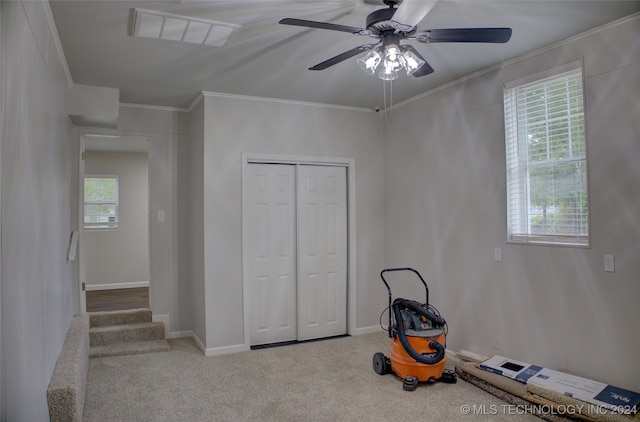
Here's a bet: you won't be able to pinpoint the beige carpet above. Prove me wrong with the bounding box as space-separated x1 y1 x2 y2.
84 332 540 421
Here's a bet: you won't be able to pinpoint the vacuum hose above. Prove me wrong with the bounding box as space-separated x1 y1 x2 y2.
392 299 445 366
397 299 446 327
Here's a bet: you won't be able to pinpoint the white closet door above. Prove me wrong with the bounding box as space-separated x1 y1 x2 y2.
246 164 297 346
296 165 347 341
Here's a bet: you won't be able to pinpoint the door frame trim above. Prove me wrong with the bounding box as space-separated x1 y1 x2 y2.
77 130 151 314
241 153 357 349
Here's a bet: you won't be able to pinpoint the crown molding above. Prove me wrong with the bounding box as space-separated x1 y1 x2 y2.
200 91 375 113
395 11 640 110
42 0 73 86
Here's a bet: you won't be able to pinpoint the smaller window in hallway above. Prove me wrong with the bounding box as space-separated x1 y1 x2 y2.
84 175 119 230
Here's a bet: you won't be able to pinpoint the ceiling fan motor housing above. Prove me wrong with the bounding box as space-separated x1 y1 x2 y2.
366 6 416 39
366 8 397 32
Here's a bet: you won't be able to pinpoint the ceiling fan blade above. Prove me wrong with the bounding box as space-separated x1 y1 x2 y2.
401 45 435 77
391 0 438 31
279 18 365 35
415 28 513 43
309 44 378 71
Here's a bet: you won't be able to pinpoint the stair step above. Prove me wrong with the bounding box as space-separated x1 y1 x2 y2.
89 308 152 328
90 340 170 358
90 322 165 347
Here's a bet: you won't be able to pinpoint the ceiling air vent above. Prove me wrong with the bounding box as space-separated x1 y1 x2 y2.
130 8 240 47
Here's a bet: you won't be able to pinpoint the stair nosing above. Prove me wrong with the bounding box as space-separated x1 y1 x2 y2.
90 321 164 333
89 339 171 358
90 322 166 347
89 308 153 328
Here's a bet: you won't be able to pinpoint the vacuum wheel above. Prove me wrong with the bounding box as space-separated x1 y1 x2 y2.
372 352 391 375
440 368 458 384
403 376 419 391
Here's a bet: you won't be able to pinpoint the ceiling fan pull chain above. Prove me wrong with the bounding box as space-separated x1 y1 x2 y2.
383 80 393 127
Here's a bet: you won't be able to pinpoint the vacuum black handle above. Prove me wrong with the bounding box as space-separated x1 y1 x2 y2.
380 267 429 305
380 268 430 338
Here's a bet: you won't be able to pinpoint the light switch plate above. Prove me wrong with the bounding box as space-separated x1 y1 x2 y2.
604 255 615 272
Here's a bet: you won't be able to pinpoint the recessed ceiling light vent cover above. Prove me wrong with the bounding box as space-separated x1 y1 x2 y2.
130 8 240 47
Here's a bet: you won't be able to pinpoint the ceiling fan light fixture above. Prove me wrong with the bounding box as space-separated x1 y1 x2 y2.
376 44 403 80
356 42 426 80
280 2 513 82
377 67 399 81
400 47 425 76
383 44 402 65
357 48 383 75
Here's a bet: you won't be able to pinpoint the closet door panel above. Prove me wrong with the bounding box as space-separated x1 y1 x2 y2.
247 164 297 346
297 165 347 341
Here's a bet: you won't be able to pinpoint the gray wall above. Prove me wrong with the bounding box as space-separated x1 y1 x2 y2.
383 16 640 392
177 100 204 343
77 105 185 333
84 151 149 288
179 95 386 352
0 1 77 420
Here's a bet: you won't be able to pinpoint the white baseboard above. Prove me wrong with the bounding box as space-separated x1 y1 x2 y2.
445 349 461 362
190 332 248 356
191 332 206 354
85 281 149 291
352 325 383 335
150 313 194 340
167 330 193 340
203 343 248 356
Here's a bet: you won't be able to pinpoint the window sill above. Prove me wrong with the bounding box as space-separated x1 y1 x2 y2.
508 236 590 248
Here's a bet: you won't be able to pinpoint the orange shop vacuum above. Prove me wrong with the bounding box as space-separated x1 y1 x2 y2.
373 267 457 391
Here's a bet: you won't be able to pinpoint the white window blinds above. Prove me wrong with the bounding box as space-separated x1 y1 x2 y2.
503 63 589 246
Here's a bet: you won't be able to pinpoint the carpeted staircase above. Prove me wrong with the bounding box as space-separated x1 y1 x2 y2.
89 308 170 358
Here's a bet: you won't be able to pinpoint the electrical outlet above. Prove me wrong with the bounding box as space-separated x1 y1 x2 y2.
604 255 615 272
493 335 501 351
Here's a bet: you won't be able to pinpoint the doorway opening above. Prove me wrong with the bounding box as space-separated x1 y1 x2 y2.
80 135 150 313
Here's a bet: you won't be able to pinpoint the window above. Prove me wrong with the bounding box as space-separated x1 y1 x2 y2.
503 61 589 246
84 176 119 229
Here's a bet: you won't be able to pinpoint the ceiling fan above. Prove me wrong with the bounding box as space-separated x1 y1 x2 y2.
279 0 512 81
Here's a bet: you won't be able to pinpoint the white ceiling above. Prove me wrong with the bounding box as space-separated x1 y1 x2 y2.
49 0 640 110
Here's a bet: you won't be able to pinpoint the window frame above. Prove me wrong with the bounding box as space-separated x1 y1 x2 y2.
503 60 590 247
84 174 120 230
